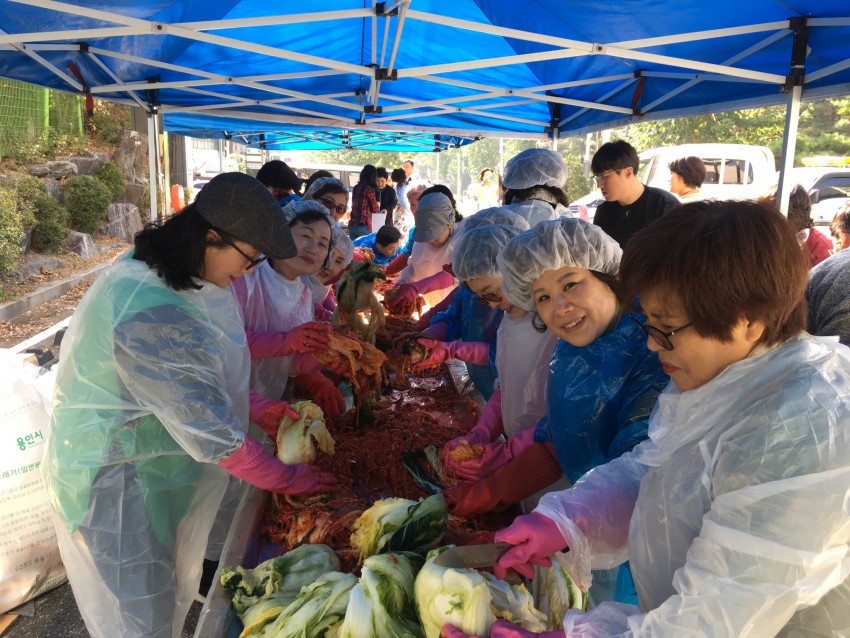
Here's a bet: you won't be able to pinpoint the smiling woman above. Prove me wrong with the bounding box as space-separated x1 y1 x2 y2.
40 173 342 638
445 218 668 606
484 200 850 637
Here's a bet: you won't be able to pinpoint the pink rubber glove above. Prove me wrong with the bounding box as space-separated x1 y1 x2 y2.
441 622 565 638
386 282 421 314
412 339 490 372
218 436 337 495
383 253 408 276
441 389 503 477
443 426 536 482
249 391 300 437
314 302 333 322
413 268 455 295
292 372 345 418
246 322 330 358
494 512 569 580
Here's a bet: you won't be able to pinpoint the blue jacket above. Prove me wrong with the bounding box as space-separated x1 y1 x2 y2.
534 312 667 482
352 232 397 266
430 285 501 399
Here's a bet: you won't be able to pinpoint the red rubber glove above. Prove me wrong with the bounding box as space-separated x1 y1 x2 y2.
291 352 351 379
384 253 408 275
218 436 337 495
278 322 331 354
444 441 563 517
292 372 345 418
415 288 458 332
443 427 536 482
494 512 569 580
249 390 300 437
442 622 565 638
386 282 421 314
412 339 490 372
246 322 330 358
441 389 503 477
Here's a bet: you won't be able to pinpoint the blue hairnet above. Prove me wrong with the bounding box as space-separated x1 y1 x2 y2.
498 218 622 311
503 148 567 190
453 224 525 282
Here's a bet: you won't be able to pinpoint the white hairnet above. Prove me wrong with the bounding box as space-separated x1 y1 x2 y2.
462 206 531 233
331 223 354 267
497 218 622 311
503 148 567 190
302 176 347 201
453 224 525 282
281 200 335 268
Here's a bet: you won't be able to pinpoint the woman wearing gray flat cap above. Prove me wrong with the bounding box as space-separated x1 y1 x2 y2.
42 172 337 638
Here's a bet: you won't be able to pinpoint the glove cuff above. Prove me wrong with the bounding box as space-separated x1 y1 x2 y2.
256 401 293 437
217 434 260 471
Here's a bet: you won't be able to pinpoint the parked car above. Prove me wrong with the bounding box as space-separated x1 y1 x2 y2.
776 167 850 226
637 143 776 201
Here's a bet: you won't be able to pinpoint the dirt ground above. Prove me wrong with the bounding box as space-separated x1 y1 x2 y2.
0 237 130 348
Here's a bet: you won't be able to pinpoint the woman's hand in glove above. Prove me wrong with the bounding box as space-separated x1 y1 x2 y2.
293 372 346 418
218 436 337 495
494 512 568 580
279 322 331 355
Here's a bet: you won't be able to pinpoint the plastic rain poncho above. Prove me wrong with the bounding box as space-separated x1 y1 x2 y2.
534 313 667 483
44 256 250 638
495 312 557 438
535 333 850 636
397 230 461 307
230 259 313 399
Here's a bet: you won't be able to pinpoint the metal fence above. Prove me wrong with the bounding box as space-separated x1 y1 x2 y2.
0 78 82 155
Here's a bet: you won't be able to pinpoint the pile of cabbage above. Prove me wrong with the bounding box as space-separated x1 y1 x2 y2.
220 493 585 637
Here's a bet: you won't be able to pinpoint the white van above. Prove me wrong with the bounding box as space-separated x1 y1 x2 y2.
638 143 776 201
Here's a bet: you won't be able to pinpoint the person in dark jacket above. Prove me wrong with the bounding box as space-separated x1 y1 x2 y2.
591 140 678 247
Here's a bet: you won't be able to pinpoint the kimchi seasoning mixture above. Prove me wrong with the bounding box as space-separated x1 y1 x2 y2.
264 366 517 569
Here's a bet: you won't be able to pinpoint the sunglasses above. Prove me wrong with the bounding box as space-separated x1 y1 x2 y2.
213 228 266 269
320 197 347 216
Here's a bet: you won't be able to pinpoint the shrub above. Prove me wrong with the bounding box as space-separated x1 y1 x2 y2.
96 162 125 201
31 194 69 253
63 175 111 235
15 174 45 232
87 103 130 145
0 183 25 274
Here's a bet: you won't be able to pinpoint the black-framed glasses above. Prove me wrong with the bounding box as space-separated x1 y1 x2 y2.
320 197 347 216
472 292 503 306
213 228 266 269
630 314 692 351
593 167 628 184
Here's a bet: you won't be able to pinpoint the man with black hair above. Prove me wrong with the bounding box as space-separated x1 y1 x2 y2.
376 166 399 226
591 140 678 247
256 159 304 207
352 224 404 267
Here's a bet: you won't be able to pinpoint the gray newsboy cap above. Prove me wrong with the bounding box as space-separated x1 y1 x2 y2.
195 172 296 260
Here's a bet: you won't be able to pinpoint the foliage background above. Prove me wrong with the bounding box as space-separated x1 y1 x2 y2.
304 97 850 202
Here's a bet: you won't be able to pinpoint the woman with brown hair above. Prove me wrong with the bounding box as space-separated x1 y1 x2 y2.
459 199 850 638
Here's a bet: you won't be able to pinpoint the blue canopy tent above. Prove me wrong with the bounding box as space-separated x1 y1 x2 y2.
0 0 849 213
161 111 476 153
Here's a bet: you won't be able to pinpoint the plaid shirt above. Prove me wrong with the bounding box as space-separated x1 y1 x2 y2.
350 182 379 227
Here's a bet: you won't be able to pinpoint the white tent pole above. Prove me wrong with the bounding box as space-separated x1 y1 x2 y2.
86 52 147 109
777 84 802 216
147 111 158 222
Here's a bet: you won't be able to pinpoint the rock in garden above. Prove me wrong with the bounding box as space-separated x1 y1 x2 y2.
64 230 98 261
100 203 143 243
26 161 78 179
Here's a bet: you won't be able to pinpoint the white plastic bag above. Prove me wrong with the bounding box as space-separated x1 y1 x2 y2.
0 353 65 613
